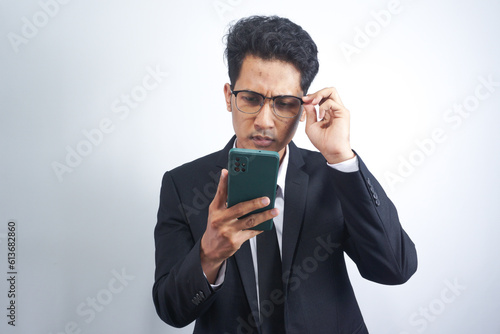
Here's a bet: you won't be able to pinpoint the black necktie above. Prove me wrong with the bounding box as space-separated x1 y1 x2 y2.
257 222 285 333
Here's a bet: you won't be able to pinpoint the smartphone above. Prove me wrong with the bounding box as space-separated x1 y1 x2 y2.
227 148 280 231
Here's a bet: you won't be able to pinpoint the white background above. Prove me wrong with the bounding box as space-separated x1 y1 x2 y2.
1 0 500 333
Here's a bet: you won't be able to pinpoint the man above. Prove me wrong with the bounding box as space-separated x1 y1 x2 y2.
153 15 417 334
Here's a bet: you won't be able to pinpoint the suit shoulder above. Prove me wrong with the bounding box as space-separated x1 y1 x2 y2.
167 150 221 177
160 149 225 195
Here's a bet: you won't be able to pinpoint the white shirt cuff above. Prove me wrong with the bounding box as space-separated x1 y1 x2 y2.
327 155 359 173
204 261 227 290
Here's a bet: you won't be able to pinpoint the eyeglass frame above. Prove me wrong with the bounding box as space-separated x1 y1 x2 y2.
230 88 304 119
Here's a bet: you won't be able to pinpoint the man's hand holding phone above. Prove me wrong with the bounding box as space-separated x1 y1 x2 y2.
200 169 279 284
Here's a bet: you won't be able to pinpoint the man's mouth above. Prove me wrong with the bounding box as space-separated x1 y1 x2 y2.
251 135 274 147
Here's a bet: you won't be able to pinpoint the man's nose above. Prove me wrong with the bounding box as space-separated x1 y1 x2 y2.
254 99 275 130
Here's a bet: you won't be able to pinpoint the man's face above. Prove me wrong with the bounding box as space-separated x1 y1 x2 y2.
224 55 306 161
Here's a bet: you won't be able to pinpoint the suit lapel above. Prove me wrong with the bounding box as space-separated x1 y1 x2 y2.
215 136 235 170
281 142 309 291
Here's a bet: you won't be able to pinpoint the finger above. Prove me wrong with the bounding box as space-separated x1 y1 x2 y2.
304 87 334 105
304 103 318 128
234 229 263 246
226 196 272 221
212 169 228 209
305 87 346 109
303 93 324 106
330 87 344 107
318 100 343 120
235 207 280 231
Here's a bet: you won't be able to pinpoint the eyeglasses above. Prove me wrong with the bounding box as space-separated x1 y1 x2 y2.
231 89 304 118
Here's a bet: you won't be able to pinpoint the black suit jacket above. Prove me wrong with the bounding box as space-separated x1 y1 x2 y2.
153 137 417 334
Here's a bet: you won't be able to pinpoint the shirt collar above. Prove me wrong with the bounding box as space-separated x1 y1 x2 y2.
276 145 289 196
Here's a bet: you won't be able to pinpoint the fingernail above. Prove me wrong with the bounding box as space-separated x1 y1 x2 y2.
271 208 279 216
261 197 270 205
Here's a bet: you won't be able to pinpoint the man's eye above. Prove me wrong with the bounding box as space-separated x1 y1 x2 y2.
276 101 292 107
241 95 260 104
276 99 299 109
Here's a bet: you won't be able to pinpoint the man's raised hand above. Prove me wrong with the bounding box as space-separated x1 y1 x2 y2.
302 87 355 164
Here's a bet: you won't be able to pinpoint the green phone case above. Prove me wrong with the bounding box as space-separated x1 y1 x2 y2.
227 148 279 231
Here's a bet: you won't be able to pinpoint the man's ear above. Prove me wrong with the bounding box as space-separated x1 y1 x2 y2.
224 83 232 112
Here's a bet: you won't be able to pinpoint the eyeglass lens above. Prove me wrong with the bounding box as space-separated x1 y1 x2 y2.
236 91 301 118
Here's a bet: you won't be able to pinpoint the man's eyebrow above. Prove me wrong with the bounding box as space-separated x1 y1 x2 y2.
239 89 303 98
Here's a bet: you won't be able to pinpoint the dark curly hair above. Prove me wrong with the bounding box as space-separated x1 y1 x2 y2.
224 15 319 94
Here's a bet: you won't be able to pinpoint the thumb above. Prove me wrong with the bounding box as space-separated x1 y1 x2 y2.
304 104 317 129
213 169 228 209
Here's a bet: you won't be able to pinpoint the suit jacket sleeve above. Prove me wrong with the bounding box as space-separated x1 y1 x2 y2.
152 171 217 328
331 155 418 285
